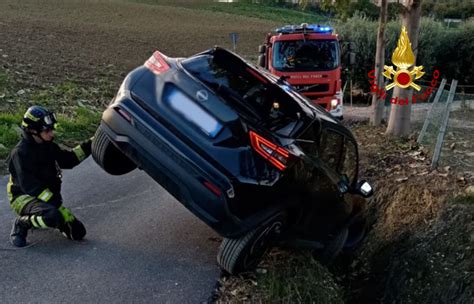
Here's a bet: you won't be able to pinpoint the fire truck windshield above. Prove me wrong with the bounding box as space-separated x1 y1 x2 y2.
272 39 339 72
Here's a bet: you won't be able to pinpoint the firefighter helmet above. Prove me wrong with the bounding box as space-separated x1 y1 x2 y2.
22 106 57 132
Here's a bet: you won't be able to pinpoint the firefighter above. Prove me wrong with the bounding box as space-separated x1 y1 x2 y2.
7 106 93 247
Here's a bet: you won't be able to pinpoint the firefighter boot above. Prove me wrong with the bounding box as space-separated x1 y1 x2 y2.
10 216 33 247
58 219 86 240
58 207 86 240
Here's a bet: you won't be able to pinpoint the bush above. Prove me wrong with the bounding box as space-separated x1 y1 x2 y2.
336 13 378 91
336 16 474 93
434 19 474 89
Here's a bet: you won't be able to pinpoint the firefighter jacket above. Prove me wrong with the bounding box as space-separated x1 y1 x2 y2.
7 131 92 211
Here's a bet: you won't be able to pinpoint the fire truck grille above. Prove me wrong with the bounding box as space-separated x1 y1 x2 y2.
293 84 330 93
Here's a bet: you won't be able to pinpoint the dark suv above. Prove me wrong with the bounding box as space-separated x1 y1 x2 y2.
92 47 373 274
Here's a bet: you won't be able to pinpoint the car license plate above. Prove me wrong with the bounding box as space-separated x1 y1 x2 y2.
166 89 222 138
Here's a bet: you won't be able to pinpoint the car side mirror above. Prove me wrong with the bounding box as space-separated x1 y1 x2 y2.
257 54 266 68
337 174 350 194
357 180 373 198
258 44 266 54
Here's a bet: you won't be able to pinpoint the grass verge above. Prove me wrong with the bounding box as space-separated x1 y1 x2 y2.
0 108 100 159
130 0 327 24
0 71 105 173
257 250 344 303
450 191 474 205
216 122 473 303
216 249 344 303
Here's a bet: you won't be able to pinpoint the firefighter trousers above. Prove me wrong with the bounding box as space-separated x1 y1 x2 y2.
11 197 86 240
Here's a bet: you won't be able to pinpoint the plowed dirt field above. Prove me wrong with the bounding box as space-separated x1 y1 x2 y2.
0 0 277 85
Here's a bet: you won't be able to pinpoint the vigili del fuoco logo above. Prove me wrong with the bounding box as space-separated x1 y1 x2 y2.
369 26 441 106
383 26 424 91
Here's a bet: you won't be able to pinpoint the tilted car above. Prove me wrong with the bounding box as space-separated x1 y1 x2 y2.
92 47 373 274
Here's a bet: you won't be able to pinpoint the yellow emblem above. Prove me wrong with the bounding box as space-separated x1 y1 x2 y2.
383 27 424 91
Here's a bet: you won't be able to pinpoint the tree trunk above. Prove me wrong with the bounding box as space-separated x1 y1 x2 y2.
386 0 423 137
370 0 388 126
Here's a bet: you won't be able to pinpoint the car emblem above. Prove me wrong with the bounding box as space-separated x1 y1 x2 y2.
196 90 208 102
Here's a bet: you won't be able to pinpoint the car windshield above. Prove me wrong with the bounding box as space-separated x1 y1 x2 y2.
181 51 301 129
272 40 339 72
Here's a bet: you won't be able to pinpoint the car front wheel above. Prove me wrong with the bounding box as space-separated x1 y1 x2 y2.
217 212 285 275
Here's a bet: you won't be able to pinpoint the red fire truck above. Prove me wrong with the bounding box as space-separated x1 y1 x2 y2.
258 23 353 119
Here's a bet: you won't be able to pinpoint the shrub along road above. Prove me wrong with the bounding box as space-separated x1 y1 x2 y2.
0 159 221 303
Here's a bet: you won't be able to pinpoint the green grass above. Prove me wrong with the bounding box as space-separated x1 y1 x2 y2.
256 250 344 303
205 2 326 24
0 113 22 159
129 0 327 24
55 107 101 146
0 71 104 167
450 192 474 205
27 80 114 111
0 72 8 88
0 71 16 108
0 108 100 160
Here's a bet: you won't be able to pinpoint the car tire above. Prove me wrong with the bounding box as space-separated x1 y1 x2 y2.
344 216 367 249
217 212 285 275
92 127 137 175
314 227 349 264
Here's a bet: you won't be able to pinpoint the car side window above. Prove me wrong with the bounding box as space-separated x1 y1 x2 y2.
319 129 344 172
342 138 358 184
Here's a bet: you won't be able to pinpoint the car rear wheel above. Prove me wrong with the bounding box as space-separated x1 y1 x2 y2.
92 127 137 175
217 212 285 275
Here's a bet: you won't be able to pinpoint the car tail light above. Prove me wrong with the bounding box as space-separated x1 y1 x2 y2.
249 131 290 171
144 51 170 74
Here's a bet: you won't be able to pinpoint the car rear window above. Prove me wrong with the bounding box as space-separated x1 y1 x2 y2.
181 52 300 128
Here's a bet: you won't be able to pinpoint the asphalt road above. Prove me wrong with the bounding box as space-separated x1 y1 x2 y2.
0 158 221 304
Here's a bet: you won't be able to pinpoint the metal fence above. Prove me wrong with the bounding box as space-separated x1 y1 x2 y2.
417 80 474 176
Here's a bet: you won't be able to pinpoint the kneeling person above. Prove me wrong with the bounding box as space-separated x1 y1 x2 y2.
7 106 92 247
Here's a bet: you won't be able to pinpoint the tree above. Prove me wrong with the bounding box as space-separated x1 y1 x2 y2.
320 0 353 20
386 0 423 137
370 0 389 126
